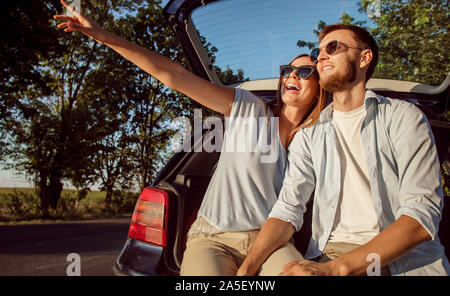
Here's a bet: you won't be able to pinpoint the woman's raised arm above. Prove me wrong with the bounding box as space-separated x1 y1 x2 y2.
54 0 235 115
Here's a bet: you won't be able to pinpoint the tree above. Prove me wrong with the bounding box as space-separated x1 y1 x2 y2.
296 0 449 86
0 0 62 162
74 48 135 206
122 10 250 189
2 0 145 218
115 3 193 190
360 0 449 85
1 0 251 219
296 13 368 51
0 0 62 105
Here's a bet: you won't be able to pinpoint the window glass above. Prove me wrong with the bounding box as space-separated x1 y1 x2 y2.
191 0 448 85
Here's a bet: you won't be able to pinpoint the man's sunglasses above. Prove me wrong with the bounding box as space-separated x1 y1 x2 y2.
310 40 363 62
279 65 316 79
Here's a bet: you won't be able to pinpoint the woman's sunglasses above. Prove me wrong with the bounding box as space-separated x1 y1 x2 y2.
310 40 362 62
279 65 316 79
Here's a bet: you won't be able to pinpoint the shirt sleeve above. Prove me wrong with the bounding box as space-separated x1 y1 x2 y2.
268 129 316 231
391 102 443 240
228 88 266 119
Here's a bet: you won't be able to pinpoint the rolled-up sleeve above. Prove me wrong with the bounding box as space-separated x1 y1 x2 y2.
391 102 443 240
268 130 316 231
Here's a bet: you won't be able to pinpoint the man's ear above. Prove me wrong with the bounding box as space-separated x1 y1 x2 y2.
360 49 373 70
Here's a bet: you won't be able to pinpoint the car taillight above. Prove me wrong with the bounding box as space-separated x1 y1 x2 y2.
128 187 169 247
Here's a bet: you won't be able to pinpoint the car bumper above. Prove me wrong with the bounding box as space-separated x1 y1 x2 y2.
115 237 178 276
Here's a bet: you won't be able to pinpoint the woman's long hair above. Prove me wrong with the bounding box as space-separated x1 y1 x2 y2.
267 54 330 143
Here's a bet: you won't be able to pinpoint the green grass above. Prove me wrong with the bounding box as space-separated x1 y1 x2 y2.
0 187 137 225
0 188 105 199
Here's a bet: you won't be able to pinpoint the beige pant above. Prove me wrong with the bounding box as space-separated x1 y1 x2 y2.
180 231 304 276
319 242 391 276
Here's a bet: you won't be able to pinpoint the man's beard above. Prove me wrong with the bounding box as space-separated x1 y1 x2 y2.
319 58 357 93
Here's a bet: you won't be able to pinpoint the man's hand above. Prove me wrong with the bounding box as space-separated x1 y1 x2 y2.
237 218 295 276
279 260 338 276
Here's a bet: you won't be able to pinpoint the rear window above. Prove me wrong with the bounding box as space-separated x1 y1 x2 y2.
191 0 448 86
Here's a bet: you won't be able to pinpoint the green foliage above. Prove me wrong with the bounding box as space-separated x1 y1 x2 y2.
0 0 62 162
296 14 368 51
0 0 195 216
0 188 136 223
120 3 194 189
198 33 250 86
297 0 449 86
215 67 250 85
443 163 450 197
361 0 449 85
0 189 40 220
1 0 139 217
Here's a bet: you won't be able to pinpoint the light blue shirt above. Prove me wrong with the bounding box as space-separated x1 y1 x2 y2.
269 90 450 275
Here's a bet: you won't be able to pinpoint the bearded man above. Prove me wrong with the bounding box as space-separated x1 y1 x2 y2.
237 24 449 276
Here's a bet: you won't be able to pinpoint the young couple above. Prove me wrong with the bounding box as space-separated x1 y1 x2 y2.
55 0 449 276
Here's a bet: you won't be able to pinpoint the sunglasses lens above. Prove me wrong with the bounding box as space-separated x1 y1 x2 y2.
326 40 339 55
310 48 319 62
297 67 313 78
280 66 293 77
280 66 314 78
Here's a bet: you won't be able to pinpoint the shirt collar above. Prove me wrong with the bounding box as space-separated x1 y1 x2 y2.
319 89 382 123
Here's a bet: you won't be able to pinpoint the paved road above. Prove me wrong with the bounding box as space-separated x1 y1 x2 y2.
0 218 131 276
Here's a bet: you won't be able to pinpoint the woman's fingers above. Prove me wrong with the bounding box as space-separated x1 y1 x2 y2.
67 21 83 30
56 21 84 33
56 20 81 28
57 22 68 29
53 14 77 21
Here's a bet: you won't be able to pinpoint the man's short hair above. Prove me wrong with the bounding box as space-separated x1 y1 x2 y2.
319 24 379 82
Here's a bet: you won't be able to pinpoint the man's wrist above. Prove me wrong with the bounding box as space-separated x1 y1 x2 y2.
236 267 250 276
237 261 258 276
238 254 264 276
324 258 350 276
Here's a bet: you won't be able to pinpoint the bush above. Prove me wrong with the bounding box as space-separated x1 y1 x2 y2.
0 188 135 223
0 189 41 221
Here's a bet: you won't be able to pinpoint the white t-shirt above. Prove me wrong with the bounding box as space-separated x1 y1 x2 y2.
328 104 379 245
189 88 287 235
